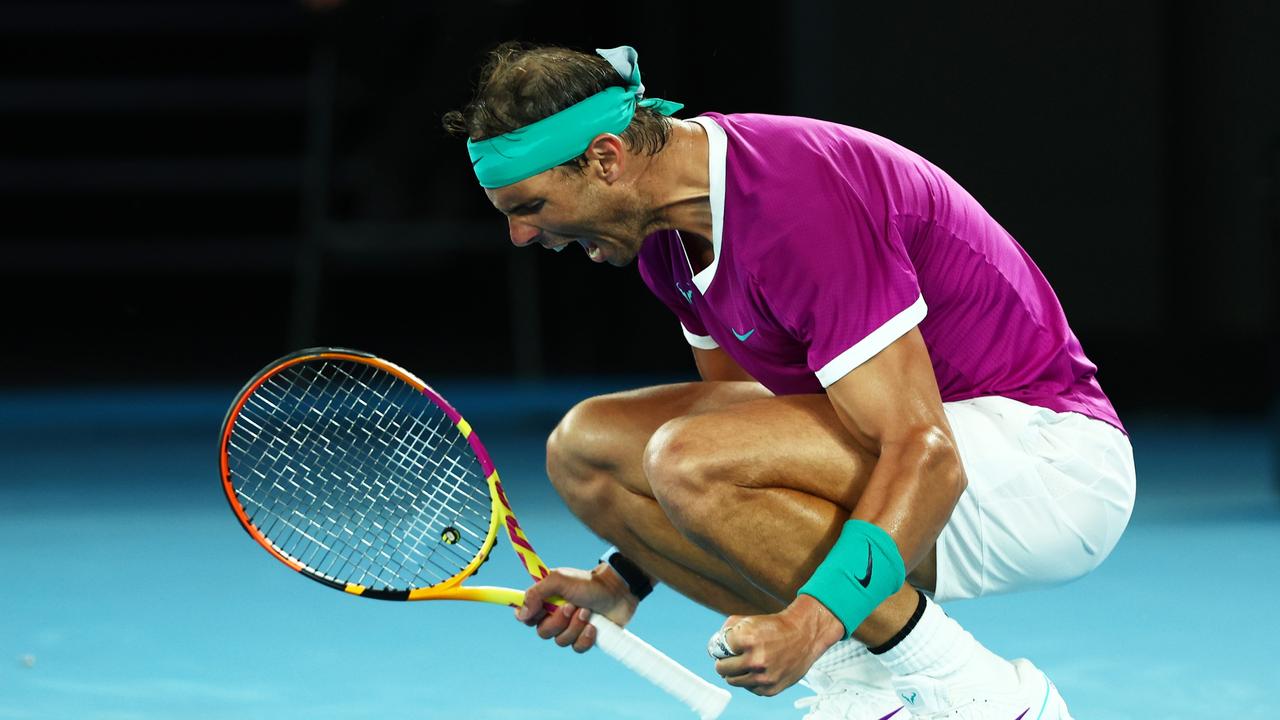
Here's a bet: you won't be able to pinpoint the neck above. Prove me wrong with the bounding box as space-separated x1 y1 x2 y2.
637 119 713 265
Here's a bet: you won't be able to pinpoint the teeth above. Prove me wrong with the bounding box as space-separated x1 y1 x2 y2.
551 244 566 253
587 244 602 261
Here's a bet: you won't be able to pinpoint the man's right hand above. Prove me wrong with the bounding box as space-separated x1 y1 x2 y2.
515 563 640 653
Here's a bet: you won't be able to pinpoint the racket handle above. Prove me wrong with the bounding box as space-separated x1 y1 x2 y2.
588 614 731 720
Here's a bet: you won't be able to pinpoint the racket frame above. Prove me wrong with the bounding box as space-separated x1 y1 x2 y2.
220 347 731 719
219 347 538 607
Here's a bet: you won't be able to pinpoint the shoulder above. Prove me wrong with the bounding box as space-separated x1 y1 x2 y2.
710 115 885 262
703 112 886 154
702 111 843 135
710 112 934 187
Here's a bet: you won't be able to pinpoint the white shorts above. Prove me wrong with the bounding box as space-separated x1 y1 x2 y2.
932 396 1136 603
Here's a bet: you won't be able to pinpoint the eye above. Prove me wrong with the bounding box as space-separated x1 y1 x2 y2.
509 199 544 216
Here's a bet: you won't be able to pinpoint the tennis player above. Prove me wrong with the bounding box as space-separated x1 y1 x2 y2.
445 44 1135 720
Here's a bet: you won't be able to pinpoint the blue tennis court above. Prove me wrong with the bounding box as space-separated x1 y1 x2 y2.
2 384 1276 719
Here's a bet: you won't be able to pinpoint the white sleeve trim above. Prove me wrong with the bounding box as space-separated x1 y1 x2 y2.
682 323 720 350
814 294 928 388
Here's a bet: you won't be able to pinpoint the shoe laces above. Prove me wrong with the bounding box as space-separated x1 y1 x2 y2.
793 684 851 717
794 673 901 719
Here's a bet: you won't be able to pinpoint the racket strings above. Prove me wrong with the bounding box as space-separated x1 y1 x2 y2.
227 358 494 591
242 364 484 588
294 362 490 585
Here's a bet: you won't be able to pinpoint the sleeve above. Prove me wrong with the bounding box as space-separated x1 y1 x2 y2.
637 235 720 350
757 220 924 388
681 323 719 350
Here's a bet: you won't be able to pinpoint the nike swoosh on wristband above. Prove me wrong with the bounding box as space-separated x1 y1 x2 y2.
876 708 904 720
732 327 755 341
855 543 873 588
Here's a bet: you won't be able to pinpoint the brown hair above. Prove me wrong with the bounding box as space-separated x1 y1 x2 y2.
442 42 673 166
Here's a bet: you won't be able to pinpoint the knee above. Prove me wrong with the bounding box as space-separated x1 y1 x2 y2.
545 394 623 502
642 416 719 524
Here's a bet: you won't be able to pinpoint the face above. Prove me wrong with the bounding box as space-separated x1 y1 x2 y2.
484 165 650 267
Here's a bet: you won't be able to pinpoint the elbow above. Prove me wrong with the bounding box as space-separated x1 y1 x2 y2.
918 425 966 505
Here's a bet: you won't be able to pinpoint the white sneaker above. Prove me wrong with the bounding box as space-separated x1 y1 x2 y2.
890 658 1072 720
794 644 905 720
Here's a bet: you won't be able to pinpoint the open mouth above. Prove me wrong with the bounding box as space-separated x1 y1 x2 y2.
580 239 604 262
543 238 605 262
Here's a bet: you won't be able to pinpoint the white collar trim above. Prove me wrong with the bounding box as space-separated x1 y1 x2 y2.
683 116 726 294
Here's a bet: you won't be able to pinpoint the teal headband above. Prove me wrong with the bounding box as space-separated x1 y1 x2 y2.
466 46 683 189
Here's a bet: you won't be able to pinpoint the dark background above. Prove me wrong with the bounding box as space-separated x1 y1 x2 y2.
3 0 1277 419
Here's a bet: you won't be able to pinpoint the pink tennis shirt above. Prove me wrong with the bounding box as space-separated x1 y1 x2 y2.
637 113 1123 432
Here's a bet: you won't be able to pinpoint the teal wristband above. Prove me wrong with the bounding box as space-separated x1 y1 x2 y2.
797 520 906 639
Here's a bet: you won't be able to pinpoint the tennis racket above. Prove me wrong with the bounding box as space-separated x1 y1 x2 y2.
218 347 730 720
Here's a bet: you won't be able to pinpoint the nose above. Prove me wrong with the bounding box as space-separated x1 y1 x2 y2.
508 219 541 247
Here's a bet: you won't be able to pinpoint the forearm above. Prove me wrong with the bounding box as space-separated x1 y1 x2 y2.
794 422 964 647
736 328 965 670
848 425 965 572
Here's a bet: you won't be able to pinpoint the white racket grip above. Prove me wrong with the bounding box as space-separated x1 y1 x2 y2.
588 614 731 720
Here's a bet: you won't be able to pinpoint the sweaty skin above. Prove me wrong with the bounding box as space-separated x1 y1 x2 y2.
491 121 965 697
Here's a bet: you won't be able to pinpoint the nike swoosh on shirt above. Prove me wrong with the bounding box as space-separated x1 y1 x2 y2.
876 709 904 720
1013 710 1029 720
732 328 755 342
677 286 693 303
855 543 873 588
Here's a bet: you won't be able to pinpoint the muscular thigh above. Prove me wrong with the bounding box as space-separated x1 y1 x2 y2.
558 381 938 589
651 395 939 589
556 381 773 492
566 383 874 506
651 394 878 510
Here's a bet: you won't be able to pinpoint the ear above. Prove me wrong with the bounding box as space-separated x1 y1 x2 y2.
583 133 627 183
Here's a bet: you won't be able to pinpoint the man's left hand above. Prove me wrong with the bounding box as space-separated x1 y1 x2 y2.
710 594 846 696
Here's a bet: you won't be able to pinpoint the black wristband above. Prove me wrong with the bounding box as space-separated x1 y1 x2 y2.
868 589 928 655
600 547 654 601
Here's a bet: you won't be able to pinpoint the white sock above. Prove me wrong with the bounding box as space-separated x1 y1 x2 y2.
874 595 1017 689
805 637 894 692
811 637 872 674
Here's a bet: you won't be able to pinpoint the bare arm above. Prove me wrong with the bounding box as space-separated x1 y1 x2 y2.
692 346 756 383
709 326 966 695
824 326 964 573
698 328 961 567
